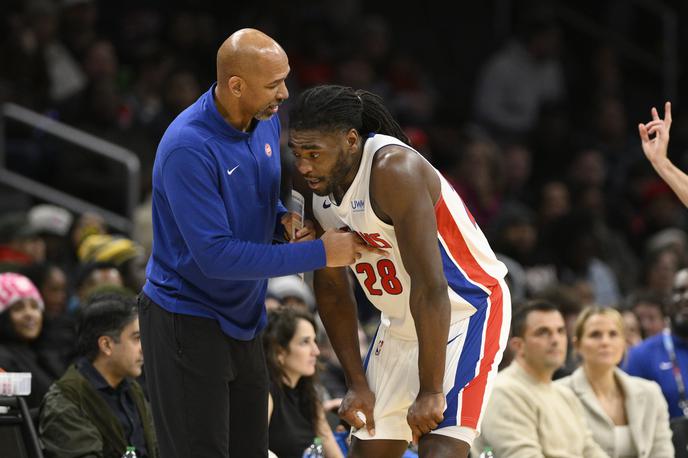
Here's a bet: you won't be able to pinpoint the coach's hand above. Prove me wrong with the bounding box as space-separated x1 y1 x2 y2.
281 212 316 242
339 384 376 437
321 229 387 267
407 391 445 445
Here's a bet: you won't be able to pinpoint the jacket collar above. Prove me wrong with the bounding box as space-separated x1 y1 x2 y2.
569 367 646 451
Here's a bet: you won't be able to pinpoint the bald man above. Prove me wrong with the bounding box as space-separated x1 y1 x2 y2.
140 29 376 457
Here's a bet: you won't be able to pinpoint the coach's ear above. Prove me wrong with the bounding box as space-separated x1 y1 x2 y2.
228 75 244 98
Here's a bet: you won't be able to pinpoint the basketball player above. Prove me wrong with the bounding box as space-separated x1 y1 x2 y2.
288 85 511 458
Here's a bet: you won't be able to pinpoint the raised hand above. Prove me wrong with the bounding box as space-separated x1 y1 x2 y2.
638 101 672 165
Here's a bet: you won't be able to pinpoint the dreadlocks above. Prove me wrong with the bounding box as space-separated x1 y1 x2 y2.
289 85 410 144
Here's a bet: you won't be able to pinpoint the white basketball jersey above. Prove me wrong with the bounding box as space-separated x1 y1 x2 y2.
313 134 507 340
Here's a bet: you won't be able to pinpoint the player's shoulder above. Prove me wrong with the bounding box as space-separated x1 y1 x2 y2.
369 136 435 197
371 144 428 185
371 138 421 169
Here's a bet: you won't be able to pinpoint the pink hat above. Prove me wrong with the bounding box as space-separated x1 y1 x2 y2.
0 273 44 314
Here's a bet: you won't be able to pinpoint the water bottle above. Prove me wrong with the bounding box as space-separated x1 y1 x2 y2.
302 436 324 458
478 446 494 458
121 446 137 458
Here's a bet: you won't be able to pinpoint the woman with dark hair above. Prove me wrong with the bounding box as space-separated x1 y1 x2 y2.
0 272 65 408
22 262 77 366
263 307 344 458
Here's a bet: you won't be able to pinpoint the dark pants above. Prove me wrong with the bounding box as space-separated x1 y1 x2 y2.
138 293 268 458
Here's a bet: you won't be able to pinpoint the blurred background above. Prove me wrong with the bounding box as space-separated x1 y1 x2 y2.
0 0 687 325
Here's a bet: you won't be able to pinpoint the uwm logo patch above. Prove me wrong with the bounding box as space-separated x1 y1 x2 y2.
351 200 365 212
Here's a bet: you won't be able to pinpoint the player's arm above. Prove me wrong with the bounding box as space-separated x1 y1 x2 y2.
371 146 450 441
293 167 377 433
314 239 377 433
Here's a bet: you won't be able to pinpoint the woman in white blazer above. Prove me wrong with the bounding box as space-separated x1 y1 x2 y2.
557 306 673 458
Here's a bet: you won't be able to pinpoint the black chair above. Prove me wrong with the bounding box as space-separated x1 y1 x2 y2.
0 396 44 458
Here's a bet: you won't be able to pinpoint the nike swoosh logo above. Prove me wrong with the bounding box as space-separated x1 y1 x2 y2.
323 201 331 208
447 332 463 346
227 165 239 175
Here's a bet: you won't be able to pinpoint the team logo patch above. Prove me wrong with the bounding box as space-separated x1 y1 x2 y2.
351 200 365 212
265 143 272 157
374 339 384 356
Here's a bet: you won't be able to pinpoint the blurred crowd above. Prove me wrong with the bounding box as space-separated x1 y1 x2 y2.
1 0 688 457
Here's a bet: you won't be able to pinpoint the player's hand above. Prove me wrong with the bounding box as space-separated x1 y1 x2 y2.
407 391 445 445
639 101 672 166
321 229 387 267
339 384 376 436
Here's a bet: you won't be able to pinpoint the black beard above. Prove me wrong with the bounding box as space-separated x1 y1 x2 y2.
321 152 355 200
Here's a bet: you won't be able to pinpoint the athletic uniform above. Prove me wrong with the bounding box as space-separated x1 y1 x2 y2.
313 134 511 444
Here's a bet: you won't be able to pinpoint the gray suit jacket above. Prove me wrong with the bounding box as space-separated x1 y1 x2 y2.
557 367 674 458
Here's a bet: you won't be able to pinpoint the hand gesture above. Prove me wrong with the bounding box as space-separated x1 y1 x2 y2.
339 384 376 437
281 212 315 242
406 391 445 445
639 101 672 166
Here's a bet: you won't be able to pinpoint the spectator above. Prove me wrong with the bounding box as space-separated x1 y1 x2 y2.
645 228 688 269
69 212 107 255
550 210 621 307
78 234 147 293
447 129 504 228
22 262 68 320
490 201 556 297
264 307 343 458
27 204 74 267
557 306 673 457
535 284 586 378
473 8 566 140
267 275 316 312
60 211 108 276
39 293 157 458
620 307 643 349
0 212 46 267
0 272 64 409
473 301 607 457
625 268 688 419
640 247 681 300
68 261 124 313
627 290 667 339
24 0 86 103
22 262 75 366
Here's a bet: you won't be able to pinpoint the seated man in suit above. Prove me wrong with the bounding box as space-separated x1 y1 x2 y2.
39 293 157 458
473 300 608 457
